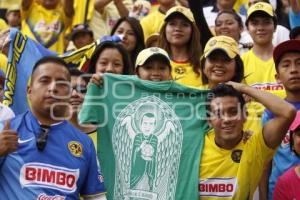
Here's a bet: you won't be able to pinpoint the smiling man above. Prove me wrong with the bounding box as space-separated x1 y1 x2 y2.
198 82 296 199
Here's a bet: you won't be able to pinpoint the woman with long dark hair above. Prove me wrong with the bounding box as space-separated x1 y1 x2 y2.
111 17 145 66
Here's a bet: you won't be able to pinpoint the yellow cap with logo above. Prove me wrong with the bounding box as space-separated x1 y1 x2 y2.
204 36 239 59
247 2 274 19
165 6 194 23
135 47 171 68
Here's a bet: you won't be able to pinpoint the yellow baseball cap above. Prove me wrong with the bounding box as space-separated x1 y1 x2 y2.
6 4 20 14
247 2 274 19
165 6 194 23
135 47 171 68
204 36 239 59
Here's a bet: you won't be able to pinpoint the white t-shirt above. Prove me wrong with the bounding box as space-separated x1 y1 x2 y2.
273 25 290 46
203 6 246 28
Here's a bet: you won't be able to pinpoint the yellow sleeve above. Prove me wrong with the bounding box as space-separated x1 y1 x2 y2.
20 0 35 20
247 129 275 194
140 14 152 41
72 0 95 26
0 53 7 74
88 130 97 152
0 19 8 32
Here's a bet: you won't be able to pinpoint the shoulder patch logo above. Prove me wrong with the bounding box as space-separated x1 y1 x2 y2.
174 66 186 75
209 39 217 47
68 141 83 157
231 149 243 163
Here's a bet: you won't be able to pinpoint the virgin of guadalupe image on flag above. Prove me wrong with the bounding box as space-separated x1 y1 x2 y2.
113 96 182 200
79 74 209 200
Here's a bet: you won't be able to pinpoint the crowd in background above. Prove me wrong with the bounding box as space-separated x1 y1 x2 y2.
0 0 300 199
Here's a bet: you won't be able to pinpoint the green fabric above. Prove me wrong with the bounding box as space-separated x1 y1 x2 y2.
79 74 209 200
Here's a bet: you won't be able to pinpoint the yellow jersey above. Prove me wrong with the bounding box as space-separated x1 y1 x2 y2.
21 1 72 54
140 9 165 41
199 129 275 199
87 130 97 152
0 19 8 32
0 54 7 75
242 49 286 99
0 0 20 9
171 60 203 88
243 101 264 137
72 0 94 26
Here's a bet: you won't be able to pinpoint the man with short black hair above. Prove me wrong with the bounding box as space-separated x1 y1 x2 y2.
199 82 295 199
0 56 107 199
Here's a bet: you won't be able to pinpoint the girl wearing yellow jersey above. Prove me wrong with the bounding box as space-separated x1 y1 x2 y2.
158 6 203 88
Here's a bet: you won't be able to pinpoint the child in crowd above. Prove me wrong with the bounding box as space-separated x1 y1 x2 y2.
5 5 21 29
90 47 172 85
70 24 94 49
87 41 133 75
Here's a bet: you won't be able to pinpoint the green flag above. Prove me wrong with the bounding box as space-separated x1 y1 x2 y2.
79 74 209 200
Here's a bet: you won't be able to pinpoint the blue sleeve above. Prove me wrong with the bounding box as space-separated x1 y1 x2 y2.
262 109 274 126
0 123 5 166
0 157 5 167
80 139 106 196
289 9 300 29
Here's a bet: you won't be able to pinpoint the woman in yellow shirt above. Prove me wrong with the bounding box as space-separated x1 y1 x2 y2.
158 6 203 88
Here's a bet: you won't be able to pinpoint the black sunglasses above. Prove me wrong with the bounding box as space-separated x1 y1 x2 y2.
72 85 87 94
36 125 50 151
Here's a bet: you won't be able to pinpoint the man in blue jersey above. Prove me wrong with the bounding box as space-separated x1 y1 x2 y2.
260 39 300 199
0 56 107 199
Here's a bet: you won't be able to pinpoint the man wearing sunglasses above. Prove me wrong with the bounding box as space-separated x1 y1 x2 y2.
0 56 107 199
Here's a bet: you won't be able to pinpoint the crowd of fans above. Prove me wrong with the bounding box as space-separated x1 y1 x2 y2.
0 0 300 199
